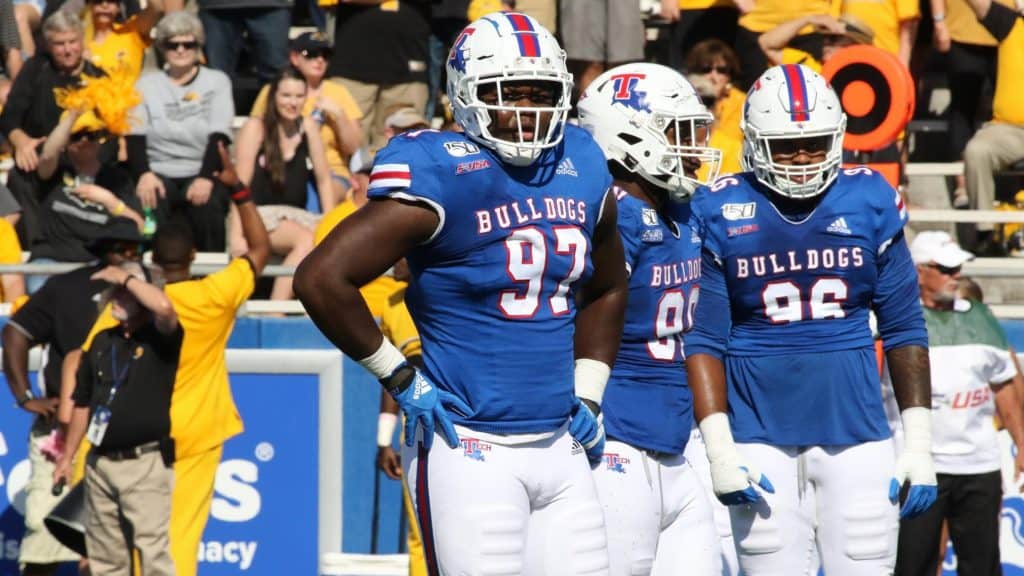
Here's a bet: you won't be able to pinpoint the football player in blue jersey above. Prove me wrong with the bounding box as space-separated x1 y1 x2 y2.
295 12 628 576
683 63 938 575
577 62 727 576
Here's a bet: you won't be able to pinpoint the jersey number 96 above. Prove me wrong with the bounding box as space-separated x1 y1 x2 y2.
762 278 848 324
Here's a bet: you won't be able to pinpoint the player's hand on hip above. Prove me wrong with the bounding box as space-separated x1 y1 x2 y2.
699 412 774 505
569 397 605 466
891 407 938 518
384 365 470 451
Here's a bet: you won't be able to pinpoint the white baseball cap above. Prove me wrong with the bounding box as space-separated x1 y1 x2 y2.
910 231 974 267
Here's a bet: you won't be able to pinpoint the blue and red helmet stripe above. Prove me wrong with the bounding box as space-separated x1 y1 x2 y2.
781 64 810 122
506 13 540 57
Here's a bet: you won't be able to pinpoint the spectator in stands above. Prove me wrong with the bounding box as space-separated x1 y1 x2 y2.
79 142 270 576
734 0 833 88
685 39 744 176
83 0 164 80
897 230 1024 576
933 0 999 209
236 66 334 301
55 260 180 576
249 32 363 205
0 216 24 304
0 11 102 248
842 0 919 66
28 109 144 292
758 13 875 72
558 0 644 102
2 218 144 576
328 0 430 152
0 0 22 79
659 0 740 71
383 105 429 139
129 11 234 252
197 0 290 84
425 0 468 120
961 0 1024 254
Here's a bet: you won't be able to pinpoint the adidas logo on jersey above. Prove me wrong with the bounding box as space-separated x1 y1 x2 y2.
826 217 852 235
556 158 578 177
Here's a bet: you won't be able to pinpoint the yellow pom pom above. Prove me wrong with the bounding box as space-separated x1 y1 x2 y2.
53 63 141 136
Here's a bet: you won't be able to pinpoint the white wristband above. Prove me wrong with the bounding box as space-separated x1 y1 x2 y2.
357 338 407 380
900 406 932 454
574 358 611 405
698 412 739 461
377 413 398 447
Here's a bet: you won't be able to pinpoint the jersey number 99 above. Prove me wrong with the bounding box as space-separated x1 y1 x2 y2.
500 226 588 318
647 286 700 361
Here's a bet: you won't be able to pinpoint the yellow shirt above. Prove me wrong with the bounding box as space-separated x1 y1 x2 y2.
739 0 840 32
842 0 920 56
993 18 1024 125
946 0 1000 46
85 259 255 458
781 47 823 73
250 80 363 181
0 218 22 303
702 86 745 180
678 0 732 8
381 289 421 359
313 199 408 319
84 13 150 81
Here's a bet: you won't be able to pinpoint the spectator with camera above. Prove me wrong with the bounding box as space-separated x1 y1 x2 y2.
129 11 234 252
54 260 181 576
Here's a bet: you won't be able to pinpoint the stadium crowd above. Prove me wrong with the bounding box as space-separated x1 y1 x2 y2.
1 0 1023 574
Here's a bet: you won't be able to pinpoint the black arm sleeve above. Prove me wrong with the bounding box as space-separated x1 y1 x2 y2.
72 346 94 407
981 2 1020 42
125 134 150 179
198 132 231 180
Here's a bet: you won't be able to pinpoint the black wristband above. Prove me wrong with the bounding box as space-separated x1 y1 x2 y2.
580 397 601 418
17 389 34 406
122 275 134 289
379 364 415 396
231 183 252 205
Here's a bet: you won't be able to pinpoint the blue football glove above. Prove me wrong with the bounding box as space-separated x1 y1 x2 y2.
383 365 471 451
889 449 938 519
890 407 938 518
569 397 605 466
699 413 775 506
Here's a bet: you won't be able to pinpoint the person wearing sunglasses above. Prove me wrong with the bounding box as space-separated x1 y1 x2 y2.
82 0 163 81
127 11 234 253
685 39 744 178
899 230 1024 576
248 32 363 206
26 105 144 294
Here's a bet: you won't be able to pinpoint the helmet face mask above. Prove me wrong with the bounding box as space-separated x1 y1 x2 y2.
741 64 847 200
447 14 573 166
577 62 722 201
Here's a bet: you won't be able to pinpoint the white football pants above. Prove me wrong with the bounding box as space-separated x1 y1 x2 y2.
403 423 610 576
684 427 741 576
593 439 722 576
729 440 898 576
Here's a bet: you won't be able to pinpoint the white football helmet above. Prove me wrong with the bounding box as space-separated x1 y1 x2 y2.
446 12 572 166
741 64 847 199
577 62 721 200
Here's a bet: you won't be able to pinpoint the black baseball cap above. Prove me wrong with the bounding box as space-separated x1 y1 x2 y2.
86 217 150 258
290 32 331 54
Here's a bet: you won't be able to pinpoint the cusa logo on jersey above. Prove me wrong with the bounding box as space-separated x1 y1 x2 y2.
604 453 629 473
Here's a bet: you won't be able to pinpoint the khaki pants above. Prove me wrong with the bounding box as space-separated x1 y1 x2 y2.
19 422 80 568
85 450 175 576
332 77 429 153
964 121 1024 231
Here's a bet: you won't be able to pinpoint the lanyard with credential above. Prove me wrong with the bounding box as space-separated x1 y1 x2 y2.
104 343 132 406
